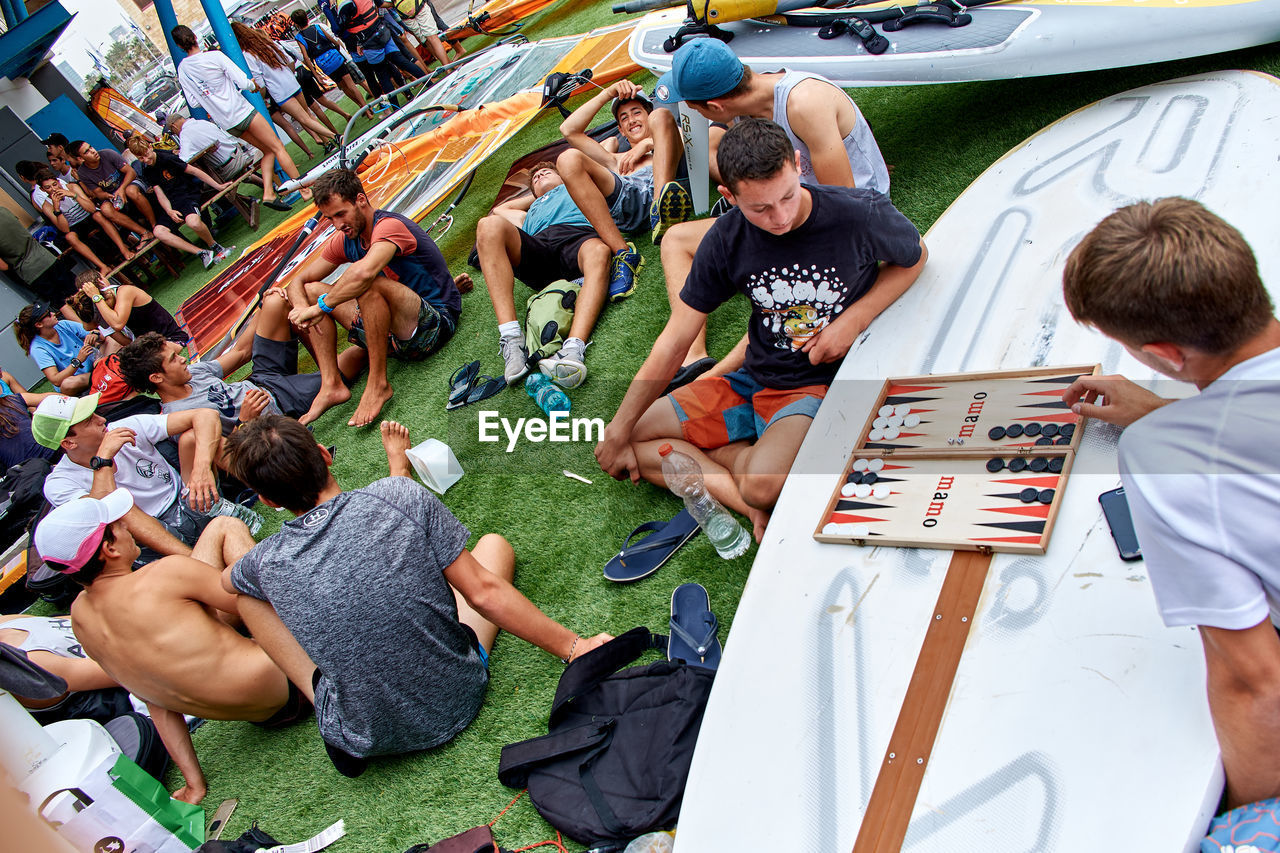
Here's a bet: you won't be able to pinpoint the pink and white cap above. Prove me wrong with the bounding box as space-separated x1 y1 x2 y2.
34 488 134 573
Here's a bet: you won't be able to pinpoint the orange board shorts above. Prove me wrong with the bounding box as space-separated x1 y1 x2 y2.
668 368 828 450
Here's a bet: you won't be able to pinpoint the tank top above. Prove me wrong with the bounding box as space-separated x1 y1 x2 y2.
128 297 187 345
771 70 891 195
4 615 85 658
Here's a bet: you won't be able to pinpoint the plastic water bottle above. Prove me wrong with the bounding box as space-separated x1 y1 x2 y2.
210 497 263 536
525 373 570 415
658 444 750 559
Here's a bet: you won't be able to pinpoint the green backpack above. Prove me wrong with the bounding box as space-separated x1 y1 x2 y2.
525 280 581 363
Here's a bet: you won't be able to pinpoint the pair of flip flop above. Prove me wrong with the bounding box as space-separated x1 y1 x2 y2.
669 582 722 670
446 359 504 410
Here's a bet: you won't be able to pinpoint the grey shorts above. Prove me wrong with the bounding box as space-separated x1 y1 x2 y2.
209 145 260 183
228 112 256 136
349 296 456 362
134 496 212 566
607 171 654 236
249 335 323 419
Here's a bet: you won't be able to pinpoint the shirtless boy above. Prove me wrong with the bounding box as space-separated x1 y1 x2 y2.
36 489 302 803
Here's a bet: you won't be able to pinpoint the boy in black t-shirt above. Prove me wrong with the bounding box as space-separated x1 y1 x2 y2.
595 119 927 541
126 137 234 270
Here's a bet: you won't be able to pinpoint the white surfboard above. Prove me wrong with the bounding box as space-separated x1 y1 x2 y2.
630 0 1280 87
673 70 1280 852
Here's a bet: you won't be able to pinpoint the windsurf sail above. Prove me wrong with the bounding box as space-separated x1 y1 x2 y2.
444 0 567 41
177 20 640 358
89 83 165 145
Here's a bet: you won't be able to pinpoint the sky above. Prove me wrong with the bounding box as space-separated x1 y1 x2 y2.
49 0 241 80
51 0 159 80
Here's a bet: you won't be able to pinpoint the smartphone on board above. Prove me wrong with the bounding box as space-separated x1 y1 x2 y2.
1099 487 1142 561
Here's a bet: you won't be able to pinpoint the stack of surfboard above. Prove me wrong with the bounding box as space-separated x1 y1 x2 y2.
672 70 1280 852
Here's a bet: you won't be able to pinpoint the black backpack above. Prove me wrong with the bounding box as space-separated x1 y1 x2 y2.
498 627 715 846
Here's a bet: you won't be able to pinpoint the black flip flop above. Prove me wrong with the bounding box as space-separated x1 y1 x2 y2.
604 508 700 582
446 360 481 410
664 357 717 396
669 582 722 669
451 374 504 409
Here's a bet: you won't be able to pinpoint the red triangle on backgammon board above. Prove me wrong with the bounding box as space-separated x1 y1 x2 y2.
983 504 1052 518
831 512 888 524
992 476 1060 489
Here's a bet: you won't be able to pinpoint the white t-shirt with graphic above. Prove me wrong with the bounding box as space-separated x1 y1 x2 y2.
44 414 181 516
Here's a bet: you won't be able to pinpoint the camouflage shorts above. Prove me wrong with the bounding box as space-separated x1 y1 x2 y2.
348 296 454 362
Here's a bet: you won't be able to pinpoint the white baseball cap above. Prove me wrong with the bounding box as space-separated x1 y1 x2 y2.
35 488 134 573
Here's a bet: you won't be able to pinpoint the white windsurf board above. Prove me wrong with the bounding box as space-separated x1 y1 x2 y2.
673 70 1280 852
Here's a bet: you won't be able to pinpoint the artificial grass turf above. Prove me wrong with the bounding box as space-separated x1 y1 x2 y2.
37 19 1280 851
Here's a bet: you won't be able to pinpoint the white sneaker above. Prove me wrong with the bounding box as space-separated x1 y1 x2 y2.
199 249 214 269
500 334 529 385
213 244 236 262
539 341 587 389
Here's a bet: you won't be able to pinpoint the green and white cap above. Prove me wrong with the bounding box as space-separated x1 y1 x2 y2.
31 393 100 449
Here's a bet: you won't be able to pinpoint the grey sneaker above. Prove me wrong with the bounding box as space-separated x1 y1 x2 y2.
199 249 215 269
539 340 587 389
500 334 530 385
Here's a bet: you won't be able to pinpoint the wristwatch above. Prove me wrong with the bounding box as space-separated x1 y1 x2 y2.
89 456 115 471
91 295 103 303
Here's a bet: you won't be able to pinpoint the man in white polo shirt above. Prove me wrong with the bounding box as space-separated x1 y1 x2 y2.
32 393 224 564
169 113 261 186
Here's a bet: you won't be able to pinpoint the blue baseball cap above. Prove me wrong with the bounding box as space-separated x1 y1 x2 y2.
654 39 745 104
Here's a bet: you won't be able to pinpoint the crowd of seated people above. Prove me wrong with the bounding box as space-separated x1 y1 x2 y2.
8 30 1273 836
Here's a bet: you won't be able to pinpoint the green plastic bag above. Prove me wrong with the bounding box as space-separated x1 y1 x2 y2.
109 754 204 849
525 280 581 363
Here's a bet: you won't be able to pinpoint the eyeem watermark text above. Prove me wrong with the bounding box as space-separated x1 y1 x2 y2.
478 411 605 453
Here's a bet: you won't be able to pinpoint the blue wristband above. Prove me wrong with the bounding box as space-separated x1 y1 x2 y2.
317 292 334 314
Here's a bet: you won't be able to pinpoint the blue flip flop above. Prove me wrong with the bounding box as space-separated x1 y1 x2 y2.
603 508 700 583
669 582 722 670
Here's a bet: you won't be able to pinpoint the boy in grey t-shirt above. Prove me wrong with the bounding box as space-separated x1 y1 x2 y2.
118 290 357 432
220 416 612 776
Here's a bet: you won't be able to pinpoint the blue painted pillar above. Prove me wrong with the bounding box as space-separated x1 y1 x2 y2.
153 0 206 120
0 0 24 29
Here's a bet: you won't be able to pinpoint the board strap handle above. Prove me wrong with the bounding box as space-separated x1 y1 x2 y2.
881 2 971 31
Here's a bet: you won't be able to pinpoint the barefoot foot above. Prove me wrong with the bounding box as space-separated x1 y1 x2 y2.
380 420 413 477
454 272 473 293
349 382 393 426
298 383 352 425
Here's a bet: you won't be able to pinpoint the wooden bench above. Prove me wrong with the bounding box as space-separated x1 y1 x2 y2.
105 175 260 287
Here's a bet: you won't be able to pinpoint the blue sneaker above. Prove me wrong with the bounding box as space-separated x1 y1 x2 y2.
651 181 693 245
608 243 644 302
